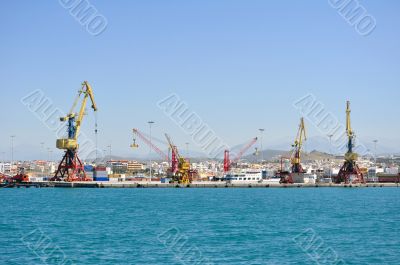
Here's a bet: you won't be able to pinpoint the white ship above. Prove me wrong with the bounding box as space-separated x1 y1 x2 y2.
225 171 281 184
225 170 317 184
225 171 263 183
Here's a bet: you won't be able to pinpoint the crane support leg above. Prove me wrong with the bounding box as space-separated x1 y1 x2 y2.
336 161 364 184
52 150 88 182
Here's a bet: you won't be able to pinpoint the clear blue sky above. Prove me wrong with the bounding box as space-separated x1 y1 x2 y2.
0 1 399 160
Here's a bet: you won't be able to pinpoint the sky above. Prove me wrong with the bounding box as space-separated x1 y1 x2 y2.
0 0 399 161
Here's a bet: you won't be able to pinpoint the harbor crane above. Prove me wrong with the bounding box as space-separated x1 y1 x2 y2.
291 117 307 173
52 81 97 182
280 118 307 184
164 133 192 184
335 101 365 184
223 137 258 173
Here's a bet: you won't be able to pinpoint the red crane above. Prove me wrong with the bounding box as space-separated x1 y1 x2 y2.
132 129 169 161
164 133 193 184
164 134 179 174
223 150 230 173
224 137 258 173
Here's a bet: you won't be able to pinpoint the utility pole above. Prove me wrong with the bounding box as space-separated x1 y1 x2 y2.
95 112 98 163
46 148 53 175
186 142 189 158
259 129 265 164
40 142 45 160
373 140 378 165
328 134 333 180
10 135 15 173
103 149 108 163
148 121 155 182
47 148 53 162
107 144 112 160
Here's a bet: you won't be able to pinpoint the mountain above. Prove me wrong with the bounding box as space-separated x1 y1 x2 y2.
242 149 336 162
82 134 399 163
243 149 287 162
269 135 400 155
302 150 336 161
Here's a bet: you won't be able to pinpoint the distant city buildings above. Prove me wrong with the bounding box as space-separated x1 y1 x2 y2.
0 163 11 174
1 154 399 183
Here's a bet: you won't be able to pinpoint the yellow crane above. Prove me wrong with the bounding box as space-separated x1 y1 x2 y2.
335 101 364 183
164 133 191 185
291 117 307 173
344 101 358 162
52 81 98 182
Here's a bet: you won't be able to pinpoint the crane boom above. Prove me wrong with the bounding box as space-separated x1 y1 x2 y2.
291 117 307 174
133 129 169 161
57 81 98 150
224 137 258 173
75 81 97 142
294 117 306 154
164 133 174 151
231 137 258 164
346 101 353 137
164 133 182 159
164 133 179 174
345 101 357 158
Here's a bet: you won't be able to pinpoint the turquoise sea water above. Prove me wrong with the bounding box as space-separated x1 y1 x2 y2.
1 188 399 265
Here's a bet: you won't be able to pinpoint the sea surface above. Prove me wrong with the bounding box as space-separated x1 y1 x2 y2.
1 188 399 265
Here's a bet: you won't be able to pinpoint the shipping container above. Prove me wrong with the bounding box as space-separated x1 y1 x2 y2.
94 170 108 174
93 177 109 181
94 169 108 178
84 165 94 172
161 178 171 184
